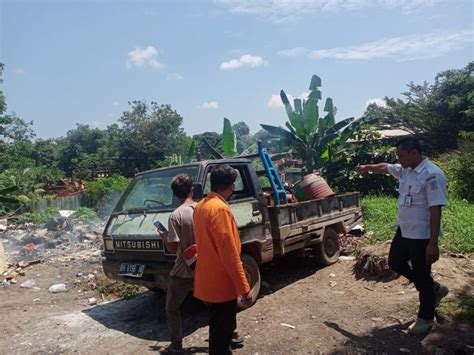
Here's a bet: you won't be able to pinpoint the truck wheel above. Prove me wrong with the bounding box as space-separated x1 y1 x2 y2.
315 227 340 266
237 254 261 311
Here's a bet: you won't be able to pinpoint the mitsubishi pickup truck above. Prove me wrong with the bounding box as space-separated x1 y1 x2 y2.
101 153 362 307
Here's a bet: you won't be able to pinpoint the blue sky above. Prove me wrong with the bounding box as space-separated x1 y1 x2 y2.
1 0 473 139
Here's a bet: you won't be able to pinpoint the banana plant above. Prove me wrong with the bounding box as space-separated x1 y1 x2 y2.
201 117 238 159
261 74 375 174
182 140 196 164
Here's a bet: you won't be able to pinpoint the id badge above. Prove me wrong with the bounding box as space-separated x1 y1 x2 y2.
404 195 412 207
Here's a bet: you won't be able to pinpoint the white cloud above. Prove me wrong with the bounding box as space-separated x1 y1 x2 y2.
279 28 474 61
268 94 284 108
278 47 310 57
14 68 26 75
220 54 267 71
112 101 119 106
268 92 309 109
366 98 387 108
127 46 163 68
166 73 184 80
216 0 442 22
200 101 219 109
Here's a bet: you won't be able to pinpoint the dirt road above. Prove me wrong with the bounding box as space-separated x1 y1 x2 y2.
1 243 473 354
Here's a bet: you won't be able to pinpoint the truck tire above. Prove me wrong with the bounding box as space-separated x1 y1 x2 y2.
237 254 261 311
314 227 340 266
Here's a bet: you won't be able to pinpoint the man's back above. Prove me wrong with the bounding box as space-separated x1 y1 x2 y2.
193 192 249 303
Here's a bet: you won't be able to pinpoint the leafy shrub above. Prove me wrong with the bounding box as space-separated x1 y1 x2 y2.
14 206 60 224
437 136 474 202
70 207 99 223
84 174 130 215
327 128 398 196
0 166 63 197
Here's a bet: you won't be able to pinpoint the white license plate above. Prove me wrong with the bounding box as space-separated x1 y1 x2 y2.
118 263 145 277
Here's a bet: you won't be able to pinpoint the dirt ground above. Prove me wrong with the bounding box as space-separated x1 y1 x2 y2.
1 240 473 355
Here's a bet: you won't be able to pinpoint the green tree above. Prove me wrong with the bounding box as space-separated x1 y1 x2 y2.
110 101 190 176
232 121 254 153
32 139 60 167
56 124 106 175
193 131 222 160
367 61 474 154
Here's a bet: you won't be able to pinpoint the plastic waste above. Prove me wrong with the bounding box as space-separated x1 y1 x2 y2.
20 279 36 288
49 283 67 293
2 279 10 288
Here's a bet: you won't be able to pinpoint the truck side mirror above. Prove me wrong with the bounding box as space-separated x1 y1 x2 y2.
192 183 203 199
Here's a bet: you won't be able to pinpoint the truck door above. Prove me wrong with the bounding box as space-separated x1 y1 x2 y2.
202 163 272 251
202 163 273 308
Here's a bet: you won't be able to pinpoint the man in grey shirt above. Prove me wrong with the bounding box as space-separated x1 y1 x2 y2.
158 174 197 353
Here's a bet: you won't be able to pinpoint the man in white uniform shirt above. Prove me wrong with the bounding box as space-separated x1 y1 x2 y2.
356 137 449 334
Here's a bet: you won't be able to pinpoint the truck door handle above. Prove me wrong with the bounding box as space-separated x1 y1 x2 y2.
252 210 261 216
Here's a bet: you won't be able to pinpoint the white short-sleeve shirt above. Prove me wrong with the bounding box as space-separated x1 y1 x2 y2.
387 159 447 239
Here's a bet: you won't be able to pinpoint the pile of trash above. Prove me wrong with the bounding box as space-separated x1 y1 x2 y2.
1 214 106 296
1 216 104 265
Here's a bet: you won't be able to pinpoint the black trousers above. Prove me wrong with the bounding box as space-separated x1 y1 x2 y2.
206 299 237 355
388 228 436 320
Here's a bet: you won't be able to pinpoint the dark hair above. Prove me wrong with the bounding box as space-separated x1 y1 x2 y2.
395 136 422 154
210 165 237 192
171 174 193 199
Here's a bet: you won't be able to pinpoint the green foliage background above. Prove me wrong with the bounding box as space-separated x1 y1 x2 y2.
362 196 474 253
84 175 130 216
0 59 473 257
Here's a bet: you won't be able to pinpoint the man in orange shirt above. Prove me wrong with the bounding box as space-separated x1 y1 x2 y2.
193 164 251 355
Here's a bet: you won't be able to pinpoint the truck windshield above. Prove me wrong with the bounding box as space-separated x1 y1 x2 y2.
115 165 199 213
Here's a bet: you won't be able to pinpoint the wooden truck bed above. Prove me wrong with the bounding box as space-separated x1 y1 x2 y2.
267 192 362 256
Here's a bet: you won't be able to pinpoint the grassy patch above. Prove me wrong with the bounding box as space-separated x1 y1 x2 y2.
361 195 398 242
437 295 474 325
361 196 474 253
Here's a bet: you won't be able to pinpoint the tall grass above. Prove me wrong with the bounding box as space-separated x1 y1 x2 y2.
361 196 474 254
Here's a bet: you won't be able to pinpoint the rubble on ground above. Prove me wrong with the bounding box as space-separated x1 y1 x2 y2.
1 216 105 287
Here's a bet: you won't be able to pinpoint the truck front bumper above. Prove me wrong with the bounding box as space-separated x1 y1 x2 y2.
102 258 173 291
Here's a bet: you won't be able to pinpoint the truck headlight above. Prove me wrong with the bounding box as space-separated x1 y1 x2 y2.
104 239 114 251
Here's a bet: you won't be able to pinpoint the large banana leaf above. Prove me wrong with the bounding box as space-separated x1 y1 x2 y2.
281 90 305 136
202 138 224 159
313 131 338 151
260 124 305 148
0 196 19 204
294 98 303 115
326 116 355 135
222 117 237 157
323 98 336 127
0 186 18 195
309 74 322 90
303 98 318 134
183 140 196 163
280 90 292 116
308 89 321 100
0 185 19 205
